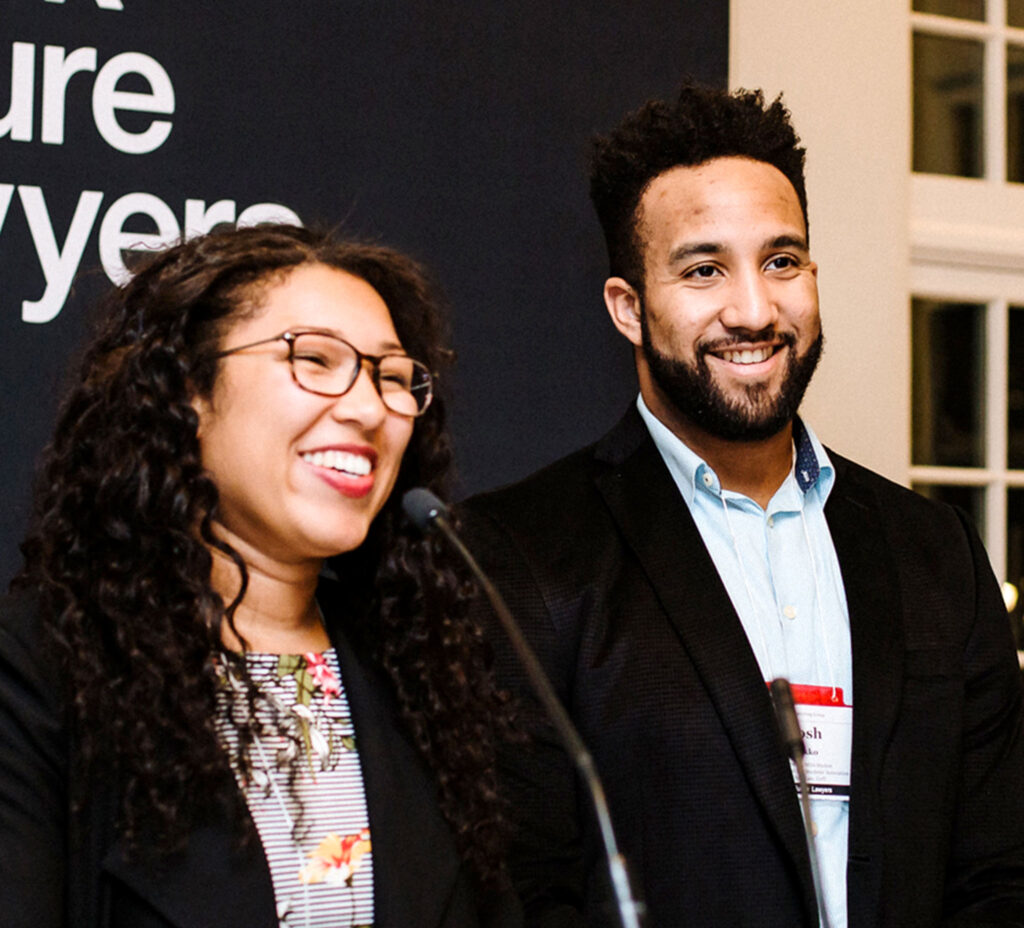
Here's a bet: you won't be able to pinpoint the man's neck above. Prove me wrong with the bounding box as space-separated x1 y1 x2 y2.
685 427 794 508
644 396 795 508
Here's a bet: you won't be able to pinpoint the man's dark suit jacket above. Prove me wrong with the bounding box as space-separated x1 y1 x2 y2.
461 406 1024 927
0 581 520 928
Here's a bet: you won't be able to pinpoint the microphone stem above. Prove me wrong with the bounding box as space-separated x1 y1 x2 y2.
770 678 833 928
434 514 644 928
794 754 832 928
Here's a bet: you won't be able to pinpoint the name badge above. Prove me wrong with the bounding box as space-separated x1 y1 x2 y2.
783 683 852 801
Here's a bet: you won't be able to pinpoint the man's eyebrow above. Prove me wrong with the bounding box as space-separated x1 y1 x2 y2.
666 234 809 266
666 242 723 264
770 234 809 251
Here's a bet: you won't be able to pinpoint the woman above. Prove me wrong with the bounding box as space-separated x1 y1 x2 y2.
0 224 519 928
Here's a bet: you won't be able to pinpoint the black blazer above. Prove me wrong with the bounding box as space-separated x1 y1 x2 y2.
0 581 520 928
461 407 1024 928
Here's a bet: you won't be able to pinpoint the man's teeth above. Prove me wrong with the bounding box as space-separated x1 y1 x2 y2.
302 450 372 476
719 346 774 364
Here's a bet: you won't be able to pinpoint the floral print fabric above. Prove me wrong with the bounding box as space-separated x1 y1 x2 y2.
216 649 374 927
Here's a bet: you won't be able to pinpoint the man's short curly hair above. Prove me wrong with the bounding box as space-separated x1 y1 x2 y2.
589 82 807 295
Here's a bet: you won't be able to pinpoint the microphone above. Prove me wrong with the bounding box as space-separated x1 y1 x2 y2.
769 677 805 758
402 487 449 533
770 678 832 928
402 488 645 928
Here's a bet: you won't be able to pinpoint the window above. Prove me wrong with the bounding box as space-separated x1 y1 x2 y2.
912 1 1024 650
913 0 1024 181
909 273 1024 649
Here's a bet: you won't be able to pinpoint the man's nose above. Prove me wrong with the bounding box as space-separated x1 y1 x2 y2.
719 269 779 333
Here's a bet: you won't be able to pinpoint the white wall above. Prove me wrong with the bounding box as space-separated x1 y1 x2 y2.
730 1 911 484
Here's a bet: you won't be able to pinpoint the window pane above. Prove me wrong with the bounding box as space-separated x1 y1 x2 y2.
1010 0 1024 27
913 0 985 20
1010 307 1024 468
912 299 986 466
1010 46 1024 182
1009 489 1024 650
911 483 986 533
913 33 985 177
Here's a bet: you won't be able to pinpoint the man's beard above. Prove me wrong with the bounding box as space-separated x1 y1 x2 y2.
641 315 824 442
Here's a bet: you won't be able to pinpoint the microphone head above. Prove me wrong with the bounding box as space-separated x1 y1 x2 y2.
769 677 805 757
402 487 449 532
769 677 794 705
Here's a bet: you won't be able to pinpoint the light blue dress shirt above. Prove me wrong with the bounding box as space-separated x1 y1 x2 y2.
638 395 852 928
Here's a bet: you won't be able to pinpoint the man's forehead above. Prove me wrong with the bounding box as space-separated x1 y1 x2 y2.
646 155 798 202
636 156 806 255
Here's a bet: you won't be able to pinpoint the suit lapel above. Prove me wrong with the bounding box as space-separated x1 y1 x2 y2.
824 457 903 927
592 409 816 916
101 797 277 928
101 581 466 928
322 584 463 928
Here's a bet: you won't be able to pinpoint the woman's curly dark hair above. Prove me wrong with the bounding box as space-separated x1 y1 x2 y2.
14 223 511 883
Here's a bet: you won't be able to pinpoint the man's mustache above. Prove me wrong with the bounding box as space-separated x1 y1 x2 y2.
697 328 797 358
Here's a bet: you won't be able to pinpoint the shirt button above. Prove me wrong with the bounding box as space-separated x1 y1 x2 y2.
783 605 797 620
702 472 714 488
767 515 775 528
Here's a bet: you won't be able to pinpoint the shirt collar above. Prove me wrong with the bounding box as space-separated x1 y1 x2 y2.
636 394 835 505
792 418 820 492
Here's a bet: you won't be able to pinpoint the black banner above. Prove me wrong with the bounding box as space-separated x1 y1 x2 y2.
0 0 727 584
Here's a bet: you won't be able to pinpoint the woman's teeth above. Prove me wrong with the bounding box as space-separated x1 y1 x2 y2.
302 450 372 476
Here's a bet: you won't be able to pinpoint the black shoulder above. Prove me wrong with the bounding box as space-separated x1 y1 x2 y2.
0 588 57 688
462 404 647 526
458 408 651 568
828 450 972 534
462 442 601 525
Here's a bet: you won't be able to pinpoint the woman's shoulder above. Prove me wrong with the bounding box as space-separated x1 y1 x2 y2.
0 586 66 712
1 585 48 649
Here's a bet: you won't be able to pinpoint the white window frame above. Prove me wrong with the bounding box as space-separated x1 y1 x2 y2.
912 3 1024 266
909 264 1024 576
729 0 1022 647
912 1 1024 585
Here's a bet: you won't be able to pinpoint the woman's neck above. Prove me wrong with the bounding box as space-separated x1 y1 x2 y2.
209 545 331 655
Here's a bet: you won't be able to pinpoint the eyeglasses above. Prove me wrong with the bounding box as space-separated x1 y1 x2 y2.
214 329 434 417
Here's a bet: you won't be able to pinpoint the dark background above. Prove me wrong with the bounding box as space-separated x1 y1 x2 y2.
0 1 728 585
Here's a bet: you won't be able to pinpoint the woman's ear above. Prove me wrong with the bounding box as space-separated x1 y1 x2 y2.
190 393 209 440
604 277 643 347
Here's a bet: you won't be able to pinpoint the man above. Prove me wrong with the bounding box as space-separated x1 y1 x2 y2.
461 84 1024 927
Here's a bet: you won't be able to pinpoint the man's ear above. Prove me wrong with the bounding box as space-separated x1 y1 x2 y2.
604 277 643 347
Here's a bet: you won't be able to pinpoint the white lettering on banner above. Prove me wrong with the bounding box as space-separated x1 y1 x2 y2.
183 198 237 239
92 52 174 154
237 202 305 227
1 44 174 152
98 192 178 284
0 184 14 233
20 185 104 324
5 185 302 322
0 43 36 142
181 200 305 241
42 45 98 144
44 0 125 10
98 194 302 284
4 7 302 324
